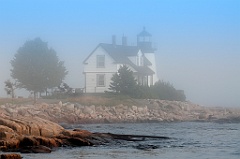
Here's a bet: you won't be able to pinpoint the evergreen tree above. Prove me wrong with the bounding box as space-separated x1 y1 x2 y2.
109 73 121 93
109 65 137 96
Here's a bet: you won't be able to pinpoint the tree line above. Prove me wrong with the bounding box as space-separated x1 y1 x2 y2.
109 65 186 101
4 37 186 102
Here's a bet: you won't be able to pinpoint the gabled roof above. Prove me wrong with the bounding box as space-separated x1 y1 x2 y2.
113 55 154 75
136 66 155 75
83 44 101 64
83 43 154 75
100 43 152 66
130 64 155 75
100 43 139 62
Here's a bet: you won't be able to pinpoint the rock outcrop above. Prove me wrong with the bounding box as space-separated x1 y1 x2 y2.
1 99 239 124
0 154 22 159
0 115 94 153
0 98 239 153
0 115 171 153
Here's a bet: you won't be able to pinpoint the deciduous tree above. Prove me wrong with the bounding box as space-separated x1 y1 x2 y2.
4 79 18 98
11 38 68 102
152 80 186 101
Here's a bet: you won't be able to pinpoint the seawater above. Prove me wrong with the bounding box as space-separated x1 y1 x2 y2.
17 122 240 159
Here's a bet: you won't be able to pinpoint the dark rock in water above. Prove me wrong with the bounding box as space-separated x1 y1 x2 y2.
20 145 52 153
60 123 75 129
63 137 93 146
31 145 52 153
215 116 240 123
95 133 171 141
134 144 159 150
0 154 22 159
73 128 84 131
0 113 171 153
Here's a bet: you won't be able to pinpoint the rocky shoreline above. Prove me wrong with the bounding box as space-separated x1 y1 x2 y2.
1 99 240 124
0 99 240 158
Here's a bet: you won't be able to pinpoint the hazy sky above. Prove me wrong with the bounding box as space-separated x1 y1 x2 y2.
0 0 239 107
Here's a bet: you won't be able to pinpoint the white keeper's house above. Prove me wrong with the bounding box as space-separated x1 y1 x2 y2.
83 28 159 93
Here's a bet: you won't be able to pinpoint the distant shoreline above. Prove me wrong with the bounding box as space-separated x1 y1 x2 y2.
1 97 240 124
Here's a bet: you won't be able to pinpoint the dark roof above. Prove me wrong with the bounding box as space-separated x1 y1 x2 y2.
137 27 152 37
100 43 139 62
100 43 152 66
143 56 152 66
83 43 154 75
117 58 154 75
133 66 155 75
83 44 100 64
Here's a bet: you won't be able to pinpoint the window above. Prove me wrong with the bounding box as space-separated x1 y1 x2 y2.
96 74 105 87
137 56 140 66
137 55 143 66
97 55 105 68
140 56 144 66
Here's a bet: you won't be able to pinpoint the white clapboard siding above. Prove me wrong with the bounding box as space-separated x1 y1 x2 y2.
85 72 115 93
144 52 159 84
84 46 117 73
84 46 117 93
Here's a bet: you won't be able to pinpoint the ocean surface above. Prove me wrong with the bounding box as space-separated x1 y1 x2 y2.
17 122 240 159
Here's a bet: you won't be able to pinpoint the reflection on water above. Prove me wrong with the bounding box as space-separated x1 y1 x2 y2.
21 122 240 159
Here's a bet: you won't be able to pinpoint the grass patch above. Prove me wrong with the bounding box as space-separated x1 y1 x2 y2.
0 98 33 105
68 94 139 106
0 94 142 106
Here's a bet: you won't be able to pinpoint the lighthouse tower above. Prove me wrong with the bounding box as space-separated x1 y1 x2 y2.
137 27 159 85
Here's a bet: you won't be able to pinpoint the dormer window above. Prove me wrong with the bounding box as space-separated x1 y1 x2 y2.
140 56 143 66
97 55 105 68
137 51 144 66
137 56 144 66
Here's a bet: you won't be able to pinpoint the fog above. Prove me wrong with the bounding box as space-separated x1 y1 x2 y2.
0 0 239 107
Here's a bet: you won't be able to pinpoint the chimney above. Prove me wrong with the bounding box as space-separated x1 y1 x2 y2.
112 35 116 46
122 36 127 46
